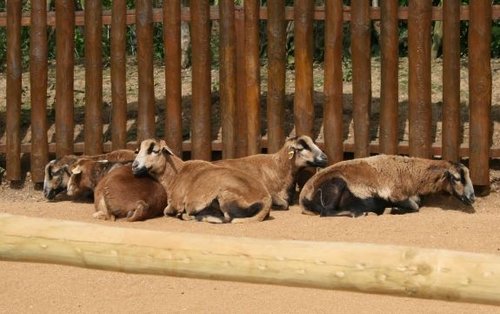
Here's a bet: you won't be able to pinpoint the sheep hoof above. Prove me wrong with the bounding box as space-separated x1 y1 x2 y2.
92 211 108 220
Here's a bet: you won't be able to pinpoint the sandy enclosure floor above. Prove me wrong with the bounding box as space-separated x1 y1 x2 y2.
1 183 500 313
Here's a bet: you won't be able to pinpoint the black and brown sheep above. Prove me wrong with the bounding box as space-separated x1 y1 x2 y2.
299 154 476 217
43 149 136 200
132 139 272 223
214 135 328 210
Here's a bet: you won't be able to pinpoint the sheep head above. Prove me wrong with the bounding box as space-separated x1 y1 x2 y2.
444 163 475 205
132 139 175 177
287 136 328 169
43 158 73 200
66 159 109 197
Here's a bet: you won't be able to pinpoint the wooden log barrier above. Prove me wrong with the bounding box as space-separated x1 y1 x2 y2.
0 214 499 306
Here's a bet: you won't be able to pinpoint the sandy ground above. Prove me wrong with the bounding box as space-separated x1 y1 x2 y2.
1 185 500 313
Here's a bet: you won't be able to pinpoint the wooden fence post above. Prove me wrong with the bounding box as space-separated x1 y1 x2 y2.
294 0 314 138
266 0 286 154
469 0 492 191
163 0 183 156
351 0 371 158
30 0 49 183
191 0 212 161
442 0 461 162
379 0 399 155
323 0 344 164
220 0 237 159
408 1 432 159
136 0 156 144
110 1 128 150
6 0 22 182
245 0 261 155
84 0 103 155
55 0 75 158
235 8 248 157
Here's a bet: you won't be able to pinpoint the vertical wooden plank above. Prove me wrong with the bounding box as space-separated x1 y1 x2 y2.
191 0 212 160
379 0 399 155
245 0 261 155
235 9 248 157
55 0 75 157
6 0 22 181
111 0 127 150
350 0 371 158
468 0 492 189
323 0 344 164
294 0 314 138
408 1 432 159
163 0 183 156
84 0 103 155
136 0 155 143
219 0 236 159
442 0 460 162
30 0 49 183
266 0 286 154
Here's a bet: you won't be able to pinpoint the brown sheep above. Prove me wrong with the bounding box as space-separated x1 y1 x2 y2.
132 139 272 224
214 135 327 210
43 149 136 200
66 159 127 198
67 159 167 221
95 166 167 222
299 154 476 217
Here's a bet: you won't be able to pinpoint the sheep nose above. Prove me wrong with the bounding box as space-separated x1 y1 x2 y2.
132 161 139 170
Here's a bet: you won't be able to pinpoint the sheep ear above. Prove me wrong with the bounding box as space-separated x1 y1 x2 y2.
162 146 174 156
97 159 109 163
158 140 174 156
71 166 82 175
288 149 295 160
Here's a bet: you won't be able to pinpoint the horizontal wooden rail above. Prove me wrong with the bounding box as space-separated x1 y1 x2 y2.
0 214 499 306
1 141 499 159
0 5 499 27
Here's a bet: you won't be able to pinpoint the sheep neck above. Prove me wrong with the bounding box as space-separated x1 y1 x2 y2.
158 154 185 193
412 163 449 196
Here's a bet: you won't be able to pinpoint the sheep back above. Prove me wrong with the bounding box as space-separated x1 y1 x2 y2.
94 165 168 221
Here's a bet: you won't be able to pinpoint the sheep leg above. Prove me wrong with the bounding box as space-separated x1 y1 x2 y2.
271 195 289 210
218 192 271 224
163 203 177 216
92 211 109 220
392 197 421 214
127 200 149 222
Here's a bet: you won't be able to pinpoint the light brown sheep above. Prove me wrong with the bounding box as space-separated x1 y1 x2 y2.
132 139 272 223
299 154 476 217
43 149 136 200
214 135 327 210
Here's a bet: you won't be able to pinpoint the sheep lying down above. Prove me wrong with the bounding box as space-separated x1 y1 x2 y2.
299 155 476 217
132 139 272 224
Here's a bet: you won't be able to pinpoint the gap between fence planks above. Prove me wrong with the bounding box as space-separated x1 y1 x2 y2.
0 213 499 306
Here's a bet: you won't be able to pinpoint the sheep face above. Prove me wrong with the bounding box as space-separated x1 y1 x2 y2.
289 136 328 168
132 139 174 176
66 159 108 197
445 163 475 205
43 159 72 200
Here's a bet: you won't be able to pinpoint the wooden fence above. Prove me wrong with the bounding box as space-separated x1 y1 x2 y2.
0 2 499 187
